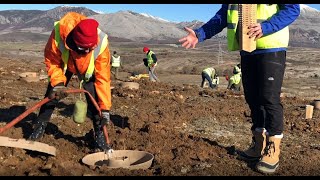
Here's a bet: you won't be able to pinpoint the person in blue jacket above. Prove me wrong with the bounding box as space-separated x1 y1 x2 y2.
179 4 300 174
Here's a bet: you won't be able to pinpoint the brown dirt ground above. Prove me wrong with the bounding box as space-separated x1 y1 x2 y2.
1 44 320 176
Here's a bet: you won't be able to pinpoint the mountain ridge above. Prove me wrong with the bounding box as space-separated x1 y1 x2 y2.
0 5 318 47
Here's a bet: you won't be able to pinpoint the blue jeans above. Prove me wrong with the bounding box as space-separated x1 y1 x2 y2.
201 72 216 89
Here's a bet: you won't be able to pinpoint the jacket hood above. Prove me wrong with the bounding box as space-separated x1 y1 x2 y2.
59 12 87 48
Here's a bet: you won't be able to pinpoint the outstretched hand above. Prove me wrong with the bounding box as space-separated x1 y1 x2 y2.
178 27 199 49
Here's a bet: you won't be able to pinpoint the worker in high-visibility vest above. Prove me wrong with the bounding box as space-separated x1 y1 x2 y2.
227 64 241 91
201 67 219 89
179 4 300 174
28 12 112 152
143 46 159 82
111 51 122 79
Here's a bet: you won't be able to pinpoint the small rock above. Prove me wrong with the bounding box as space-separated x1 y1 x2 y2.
42 163 53 170
83 173 95 176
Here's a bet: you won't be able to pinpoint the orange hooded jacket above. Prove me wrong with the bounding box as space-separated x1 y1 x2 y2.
44 12 111 111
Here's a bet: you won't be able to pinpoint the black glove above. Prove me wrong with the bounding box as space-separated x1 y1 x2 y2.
49 83 68 100
101 110 110 125
143 58 148 67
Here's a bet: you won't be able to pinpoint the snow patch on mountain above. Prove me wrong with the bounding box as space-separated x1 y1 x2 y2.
140 13 170 23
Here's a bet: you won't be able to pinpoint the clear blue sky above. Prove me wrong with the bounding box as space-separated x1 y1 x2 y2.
0 4 318 22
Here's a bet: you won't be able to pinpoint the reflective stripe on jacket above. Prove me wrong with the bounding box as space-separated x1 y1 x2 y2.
54 22 109 82
227 4 289 51
44 12 112 110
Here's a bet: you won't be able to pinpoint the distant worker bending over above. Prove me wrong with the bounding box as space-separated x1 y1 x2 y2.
201 67 219 89
227 64 241 91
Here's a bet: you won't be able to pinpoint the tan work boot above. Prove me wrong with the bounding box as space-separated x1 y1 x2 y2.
238 128 266 161
256 135 282 174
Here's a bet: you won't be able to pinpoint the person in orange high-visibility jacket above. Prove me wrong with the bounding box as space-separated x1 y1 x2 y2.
28 12 112 152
